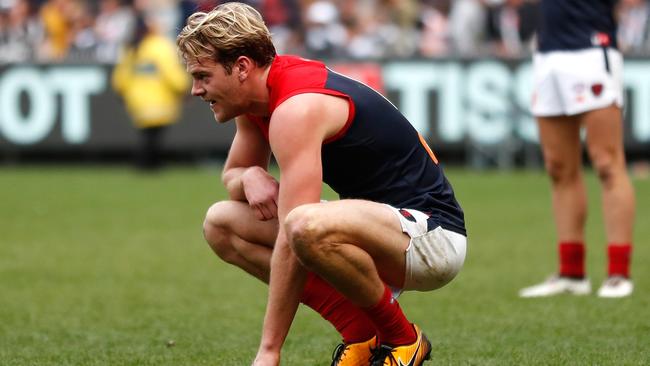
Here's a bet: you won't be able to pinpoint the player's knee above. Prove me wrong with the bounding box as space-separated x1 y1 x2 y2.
203 202 238 263
284 204 325 260
589 151 617 185
544 158 577 184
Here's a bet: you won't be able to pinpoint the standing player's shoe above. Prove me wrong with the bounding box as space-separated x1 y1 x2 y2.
369 324 431 366
331 336 377 366
519 275 591 297
597 276 633 298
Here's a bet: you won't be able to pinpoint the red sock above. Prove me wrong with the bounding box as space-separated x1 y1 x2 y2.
607 243 632 278
362 285 416 347
301 273 375 343
559 242 585 278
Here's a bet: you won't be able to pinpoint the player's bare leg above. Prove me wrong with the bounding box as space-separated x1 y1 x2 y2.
285 200 410 306
583 105 635 297
285 200 432 365
203 200 277 282
583 105 635 244
203 200 379 363
519 116 591 297
538 115 587 243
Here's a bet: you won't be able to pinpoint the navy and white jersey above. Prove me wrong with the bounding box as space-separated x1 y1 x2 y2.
247 55 466 236
538 0 618 52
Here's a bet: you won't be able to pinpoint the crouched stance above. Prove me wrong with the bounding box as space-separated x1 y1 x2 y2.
179 3 467 365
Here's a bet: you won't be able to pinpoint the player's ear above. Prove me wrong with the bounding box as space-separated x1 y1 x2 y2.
235 56 252 82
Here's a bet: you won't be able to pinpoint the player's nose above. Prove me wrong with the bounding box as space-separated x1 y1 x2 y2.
191 81 205 97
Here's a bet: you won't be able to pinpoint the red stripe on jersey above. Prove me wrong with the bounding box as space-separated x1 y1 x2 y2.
245 56 356 143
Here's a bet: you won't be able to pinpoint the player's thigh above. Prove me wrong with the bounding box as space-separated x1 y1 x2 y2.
582 105 625 163
205 200 279 247
290 200 409 279
537 116 583 171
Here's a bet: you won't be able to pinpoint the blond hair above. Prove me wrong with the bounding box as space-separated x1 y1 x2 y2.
177 2 276 73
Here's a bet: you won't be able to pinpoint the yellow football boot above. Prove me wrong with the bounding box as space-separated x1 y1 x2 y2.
369 324 431 366
331 336 377 366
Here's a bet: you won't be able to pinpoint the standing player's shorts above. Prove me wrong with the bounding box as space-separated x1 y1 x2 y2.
386 205 467 293
531 48 623 117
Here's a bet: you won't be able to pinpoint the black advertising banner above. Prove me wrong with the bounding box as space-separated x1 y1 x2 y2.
0 61 649 162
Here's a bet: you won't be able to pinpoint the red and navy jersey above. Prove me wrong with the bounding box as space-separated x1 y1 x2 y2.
538 0 618 52
247 55 465 236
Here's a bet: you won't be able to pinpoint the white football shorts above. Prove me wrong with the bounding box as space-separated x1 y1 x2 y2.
386 205 467 293
531 47 624 117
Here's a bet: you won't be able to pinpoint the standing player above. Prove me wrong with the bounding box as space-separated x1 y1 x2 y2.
520 0 635 298
177 3 467 365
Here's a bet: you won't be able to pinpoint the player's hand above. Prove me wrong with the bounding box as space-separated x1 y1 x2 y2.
251 349 280 366
241 166 279 221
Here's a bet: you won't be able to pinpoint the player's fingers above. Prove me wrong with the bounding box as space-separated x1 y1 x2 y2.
251 204 265 221
259 204 274 221
268 200 278 219
267 204 278 220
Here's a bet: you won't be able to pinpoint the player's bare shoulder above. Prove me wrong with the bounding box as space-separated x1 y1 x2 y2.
270 93 349 142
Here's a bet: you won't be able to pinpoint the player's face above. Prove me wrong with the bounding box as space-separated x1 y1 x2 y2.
188 57 245 123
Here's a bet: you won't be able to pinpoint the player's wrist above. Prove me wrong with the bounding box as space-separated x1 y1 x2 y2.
257 341 282 358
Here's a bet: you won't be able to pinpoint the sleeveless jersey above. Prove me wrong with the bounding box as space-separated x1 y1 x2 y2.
538 0 618 52
247 55 465 236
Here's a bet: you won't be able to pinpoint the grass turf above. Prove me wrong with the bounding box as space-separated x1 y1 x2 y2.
0 165 648 365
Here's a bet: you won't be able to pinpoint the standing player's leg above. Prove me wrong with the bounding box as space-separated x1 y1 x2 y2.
519 115 591 297
202 200 378 365
583 105 635 297
538 115 587 243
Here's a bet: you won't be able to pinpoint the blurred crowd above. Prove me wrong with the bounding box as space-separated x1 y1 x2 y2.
2 0 650 64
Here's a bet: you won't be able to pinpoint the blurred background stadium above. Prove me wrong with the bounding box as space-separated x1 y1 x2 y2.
1 0 649 167
1 1 649 365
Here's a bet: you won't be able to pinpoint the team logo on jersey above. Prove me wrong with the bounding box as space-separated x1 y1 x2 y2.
591 32 611 47
573 83 585 94
573 83 586 103
591 83 604 96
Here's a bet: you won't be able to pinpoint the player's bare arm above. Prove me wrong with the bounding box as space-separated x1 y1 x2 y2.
222 115 279 221
252 94 348 366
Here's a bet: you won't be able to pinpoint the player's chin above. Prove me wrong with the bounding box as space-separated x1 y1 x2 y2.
214 110 238 124
213 112 229 123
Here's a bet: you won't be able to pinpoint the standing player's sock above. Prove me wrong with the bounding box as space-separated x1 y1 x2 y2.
301 272 375 343
361 284 416 347
559 241 585 278
607 243 632 278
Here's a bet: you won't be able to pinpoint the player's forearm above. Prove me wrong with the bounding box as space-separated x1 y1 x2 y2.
258 233 307 353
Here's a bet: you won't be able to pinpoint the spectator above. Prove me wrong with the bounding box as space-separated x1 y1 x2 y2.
67 0 97 61
0 0 43 62
343 2 387 59
134 0 181 40
344 0 419 59
7 0 650 62
382 0 420 57
303 0 347 58
39 0 72 60
449 0 488 56
486 0 539 58
617 0 650 55
95 0 135 62
419 0 451 57
261 0 303 55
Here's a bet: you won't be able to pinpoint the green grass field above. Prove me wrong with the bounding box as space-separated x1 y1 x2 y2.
1 165 648 365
